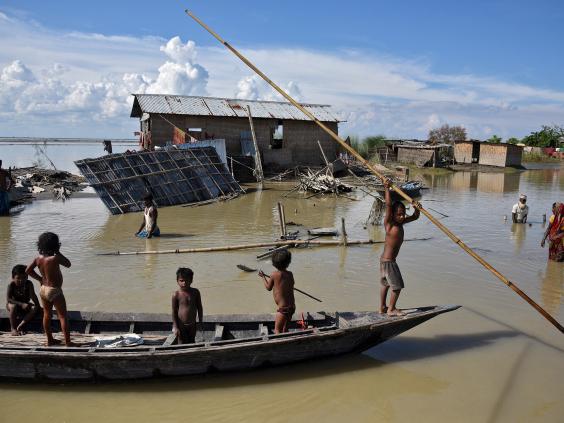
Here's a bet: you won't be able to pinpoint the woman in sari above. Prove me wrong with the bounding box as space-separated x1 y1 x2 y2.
542 203 564 261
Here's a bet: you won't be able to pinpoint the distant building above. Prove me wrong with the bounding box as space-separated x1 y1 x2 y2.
454 141 523 167
395 143 453 167
130 94 343 170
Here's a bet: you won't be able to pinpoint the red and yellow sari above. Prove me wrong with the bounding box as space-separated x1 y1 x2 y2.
548 203 564 262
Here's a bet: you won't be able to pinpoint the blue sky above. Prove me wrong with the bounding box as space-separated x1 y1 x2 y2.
0 0 563 139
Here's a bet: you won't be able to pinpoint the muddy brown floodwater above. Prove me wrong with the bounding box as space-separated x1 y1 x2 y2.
0 144 562 422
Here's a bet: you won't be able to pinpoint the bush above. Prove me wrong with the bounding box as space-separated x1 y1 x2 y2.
428 124 467 144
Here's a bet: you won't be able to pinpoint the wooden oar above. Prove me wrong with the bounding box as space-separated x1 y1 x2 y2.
237 265 322 303
184 9 563 334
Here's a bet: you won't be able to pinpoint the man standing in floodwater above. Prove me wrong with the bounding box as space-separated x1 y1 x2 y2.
380 179 420 316
0 160 15 215
512 194 529 223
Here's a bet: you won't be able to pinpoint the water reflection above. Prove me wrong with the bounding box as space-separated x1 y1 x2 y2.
540 261 564 315
509 223 527 255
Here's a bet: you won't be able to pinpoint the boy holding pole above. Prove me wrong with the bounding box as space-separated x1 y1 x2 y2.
380 179 420 316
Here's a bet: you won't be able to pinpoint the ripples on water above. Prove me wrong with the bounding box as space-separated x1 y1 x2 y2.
0 145 562 422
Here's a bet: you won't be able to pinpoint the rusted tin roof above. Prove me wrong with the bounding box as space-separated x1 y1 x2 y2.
130 94 342 122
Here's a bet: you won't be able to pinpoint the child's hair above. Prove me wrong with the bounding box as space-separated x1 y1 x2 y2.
37 232 60 255
176 267 194 281
12 264 26 278
392 201 406 215
143 193 153 202
272 249 291 270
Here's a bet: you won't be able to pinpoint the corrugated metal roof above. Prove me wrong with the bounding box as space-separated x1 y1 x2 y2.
131 94 342 122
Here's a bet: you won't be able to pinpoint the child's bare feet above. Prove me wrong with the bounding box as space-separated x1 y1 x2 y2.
379 306 388 314
46 338 62 346
10 329 21 336
64 341 77 347
387 309 406 317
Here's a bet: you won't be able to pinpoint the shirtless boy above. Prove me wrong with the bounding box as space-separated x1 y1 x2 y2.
26 232 73 346
6 264 40 335
259 249 296 333
380 179 420 316
172 267 203 344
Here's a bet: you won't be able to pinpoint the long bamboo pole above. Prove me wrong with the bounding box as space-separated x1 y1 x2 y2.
98 237 431 256
184 9 563 333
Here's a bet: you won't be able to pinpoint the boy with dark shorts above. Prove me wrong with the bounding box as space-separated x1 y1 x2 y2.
172 267 203 344
380 179 420 316
26 232 73 346
6 264 40 335
259 249 296 333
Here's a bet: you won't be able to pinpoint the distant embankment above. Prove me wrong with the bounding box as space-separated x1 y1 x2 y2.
0 137 137 145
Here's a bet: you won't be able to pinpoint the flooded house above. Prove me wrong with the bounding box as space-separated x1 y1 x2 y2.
454 141 523 167
130 94 343 171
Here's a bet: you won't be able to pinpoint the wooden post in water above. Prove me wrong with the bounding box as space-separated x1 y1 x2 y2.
341 217 348 246
246 105 264 185
183 8 564 333
280 202 287 237
277 202 286 238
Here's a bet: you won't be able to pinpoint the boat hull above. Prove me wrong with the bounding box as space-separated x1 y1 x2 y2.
0 305 459 382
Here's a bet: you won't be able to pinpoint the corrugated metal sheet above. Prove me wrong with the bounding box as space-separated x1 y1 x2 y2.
132 94 341 122
75 147 242 215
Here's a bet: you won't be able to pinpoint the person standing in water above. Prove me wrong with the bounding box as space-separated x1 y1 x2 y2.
512 194 529 223
135 193 160 238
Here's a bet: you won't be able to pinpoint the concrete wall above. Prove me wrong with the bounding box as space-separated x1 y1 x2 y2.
478 144 508 167
454 142 473 164
505 144 523 166
144 114 339 168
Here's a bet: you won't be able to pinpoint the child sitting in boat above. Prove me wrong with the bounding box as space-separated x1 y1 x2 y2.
6 264 40 335
380 179 420 316
259 249 296 333
135 193 160 238
26 232 73 346
172 267 203 344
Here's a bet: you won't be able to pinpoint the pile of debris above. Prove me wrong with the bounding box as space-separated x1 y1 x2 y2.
9 167 86 206
296 169 353 194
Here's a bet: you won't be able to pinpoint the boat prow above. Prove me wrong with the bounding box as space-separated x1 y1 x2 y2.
0 305 460 382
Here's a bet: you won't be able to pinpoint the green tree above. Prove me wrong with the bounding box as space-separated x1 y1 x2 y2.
488 135 502 144
521 125 564 147
507 137 520 144
428 124 467 144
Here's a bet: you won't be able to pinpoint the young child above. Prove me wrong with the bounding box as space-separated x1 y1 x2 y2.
259 249 296 334
26 232 73 346
6 264 40 335
380 179 420 316
135 193 160 238
172 267 203 344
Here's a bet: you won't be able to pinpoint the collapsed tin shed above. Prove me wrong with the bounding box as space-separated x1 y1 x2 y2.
75 147 242 215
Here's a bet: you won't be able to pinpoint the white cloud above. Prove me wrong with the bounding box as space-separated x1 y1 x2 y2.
0 11 563 139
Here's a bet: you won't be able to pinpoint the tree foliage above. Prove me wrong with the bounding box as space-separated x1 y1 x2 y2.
520 125 564 148
428 124 467 144
348 135 387 159
487 135 502 144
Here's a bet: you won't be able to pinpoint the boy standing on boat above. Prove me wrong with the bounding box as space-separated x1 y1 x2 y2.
26 232 73 346
6 264 40 335
172 267 203 344
259 249 296 333
380 179 420 316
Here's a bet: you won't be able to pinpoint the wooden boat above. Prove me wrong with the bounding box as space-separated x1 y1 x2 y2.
376 181 422 201
0 305 459 382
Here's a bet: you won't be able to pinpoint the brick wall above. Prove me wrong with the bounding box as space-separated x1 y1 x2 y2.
145 114 339 168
